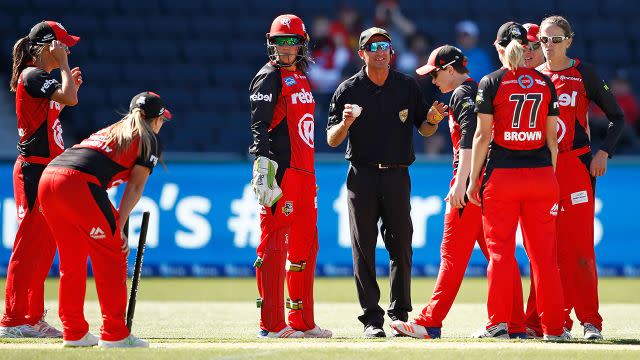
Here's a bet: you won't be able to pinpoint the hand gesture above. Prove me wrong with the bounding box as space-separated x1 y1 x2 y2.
342 104 359 128
71 67 83 87
49 40 69 65
427 101 448 124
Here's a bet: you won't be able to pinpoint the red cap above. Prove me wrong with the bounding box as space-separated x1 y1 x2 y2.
416 45 465 76
28 21 80 47
523 23 540 43
267 14 307 39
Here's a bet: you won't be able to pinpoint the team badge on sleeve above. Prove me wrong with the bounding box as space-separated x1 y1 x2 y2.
399 109 408 123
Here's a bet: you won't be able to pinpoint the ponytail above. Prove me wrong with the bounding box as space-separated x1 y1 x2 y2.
503 39 524 71
104 108 158 160
10 37 30 92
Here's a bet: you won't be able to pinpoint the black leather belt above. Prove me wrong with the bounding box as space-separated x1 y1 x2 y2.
353 162 409 169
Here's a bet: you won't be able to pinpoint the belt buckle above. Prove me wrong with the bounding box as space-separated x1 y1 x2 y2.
377 163 389 169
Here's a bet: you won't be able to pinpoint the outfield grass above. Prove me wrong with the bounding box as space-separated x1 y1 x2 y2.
0 277 639 359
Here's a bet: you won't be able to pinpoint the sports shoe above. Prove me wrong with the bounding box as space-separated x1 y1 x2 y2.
584 323 603 340
390 320 441 339
473 323 509 339
364 325 386 338
526 327 542 339
257 326 305 339
99 334 149 348
303 325 332 338
543 330 571 341
63 332 99 347
0 324 42 338
32 310 63 338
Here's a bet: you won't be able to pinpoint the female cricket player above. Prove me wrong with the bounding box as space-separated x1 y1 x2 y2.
1 21 81 338
38 92 169 348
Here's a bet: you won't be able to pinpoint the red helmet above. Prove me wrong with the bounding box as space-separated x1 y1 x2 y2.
267 14 308 40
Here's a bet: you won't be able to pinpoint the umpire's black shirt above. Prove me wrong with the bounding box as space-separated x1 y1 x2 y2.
327 66 427 165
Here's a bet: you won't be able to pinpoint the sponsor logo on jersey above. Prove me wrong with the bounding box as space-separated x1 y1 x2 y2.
559 75 582 82
150 154 159 166
504 131 542 141
550 203 558 216
571 190 589 205
476 90 484 105
517 75 534 89
535 79 546 86
284 76 297 86
52 119 64 150
557 117 567 143
603 82 610 91
282 201 293 216
90 227 106 239
18 128 25 137
461 97 475 109
558 91 577 107
290 88 314 104
250 92 273 102
298 113 314 148
40 79 58 93
17 205 25 220
399 109 408 123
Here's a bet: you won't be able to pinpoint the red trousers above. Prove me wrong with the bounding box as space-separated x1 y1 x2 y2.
256 168 318 332
1 160 56 327
414 178 525 333
526 149 602 333
38 167 129 341
483 167 565 336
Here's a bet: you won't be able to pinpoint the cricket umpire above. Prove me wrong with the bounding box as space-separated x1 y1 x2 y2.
327 27 447 338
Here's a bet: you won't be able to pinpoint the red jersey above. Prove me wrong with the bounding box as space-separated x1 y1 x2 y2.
476 67 559 168
15 67 64 163
49 129 162 189
249 62 315 181
538 59 624 155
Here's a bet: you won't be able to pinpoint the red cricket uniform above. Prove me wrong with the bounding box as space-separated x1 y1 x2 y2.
476 67 565 336
38 130 161 341
525 60 624 334
249 62 318 332
2 67 65 328
413 79 525 334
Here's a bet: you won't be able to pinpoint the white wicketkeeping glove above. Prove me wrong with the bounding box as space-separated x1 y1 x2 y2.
251 156 283 207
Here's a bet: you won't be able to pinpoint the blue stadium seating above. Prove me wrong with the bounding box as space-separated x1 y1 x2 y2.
590 43 632 67
80 62 122 87
582 19 625 42
167 64 209 88
103 17 147 39
182 40 226 64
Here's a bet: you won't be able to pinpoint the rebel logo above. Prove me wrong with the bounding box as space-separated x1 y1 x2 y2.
250 92 272 102
290 88 314 104
298 113 314 148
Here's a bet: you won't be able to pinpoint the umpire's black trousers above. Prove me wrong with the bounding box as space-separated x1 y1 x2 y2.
346 163 413 328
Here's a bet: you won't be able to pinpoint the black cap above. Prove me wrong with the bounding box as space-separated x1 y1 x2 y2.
358 27 392 49
129 92 172 120
28 21 80 47
495 22 529 47
416 45 466 75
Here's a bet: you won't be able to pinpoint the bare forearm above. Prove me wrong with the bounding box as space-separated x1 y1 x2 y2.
327 121 350 147
58 61 78 105
118 183 146 230
469 133 490 181
456 148 472 185
418 121 437 137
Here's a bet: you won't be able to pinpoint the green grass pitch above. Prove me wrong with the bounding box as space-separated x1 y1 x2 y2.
1 277 639 359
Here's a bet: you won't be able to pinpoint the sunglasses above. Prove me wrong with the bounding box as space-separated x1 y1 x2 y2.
527 42 541 51
539 35 570 44
271 36 303 46
362 41 391 52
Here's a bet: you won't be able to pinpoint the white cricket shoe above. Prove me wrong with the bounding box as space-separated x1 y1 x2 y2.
584 323 603 340
303 325 332 338
543 330 572 341
390 320 441 339
473 323 509 339
32 310 62 338
99 334 149 348
0 324 42 338
257 326 305 339
63 332 99 347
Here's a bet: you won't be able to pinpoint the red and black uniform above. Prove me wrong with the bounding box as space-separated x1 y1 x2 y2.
2 67 65 328
249 62 318 332
38 130 161 341
476 67 565 336
526 60 624 334
413 79 525 334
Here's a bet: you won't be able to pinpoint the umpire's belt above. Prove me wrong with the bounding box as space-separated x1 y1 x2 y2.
353 162 409 170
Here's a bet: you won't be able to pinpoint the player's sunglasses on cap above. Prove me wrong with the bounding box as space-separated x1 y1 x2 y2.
362 41 391 52
28 21 80 48
130 91 173 121
271 36 304 46
539 35 571 44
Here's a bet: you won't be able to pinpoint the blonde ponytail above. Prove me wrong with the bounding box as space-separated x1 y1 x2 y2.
10 37 44 92
503 39 524 71
104 108 157 159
